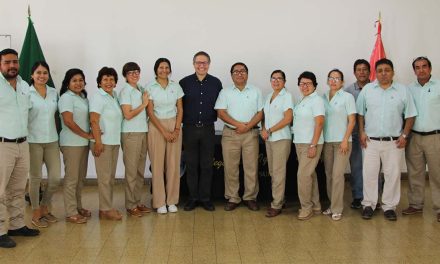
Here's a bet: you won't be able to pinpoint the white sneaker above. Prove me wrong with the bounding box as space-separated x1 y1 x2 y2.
332 213 342 221
322 208 332 215
157 205 167 214
168 204 178 213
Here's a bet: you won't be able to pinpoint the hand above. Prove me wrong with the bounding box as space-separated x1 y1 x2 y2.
339 140 349 155
396 136 407 148
92 142 104 157
261 128 269 141
162 131 174 142
142 91 149 107
236 123 248 134
171 129 180 143
360 132 369 148
307 146 317 158
87 133 94 140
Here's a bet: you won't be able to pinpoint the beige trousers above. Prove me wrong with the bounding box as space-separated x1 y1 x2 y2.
121 132 148 209
222 126 259 203
266 139 291 209
148 118 182 209
29 141 61 210
295 144 323 211
323 142 352 214
0 141 29 235
61 146 89 217
406 133 440 213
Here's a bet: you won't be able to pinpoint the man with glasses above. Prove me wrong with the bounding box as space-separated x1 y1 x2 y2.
0 49 40 248
357 58 417 221
403 57 440 222
215 62 263 211
180 51 222 211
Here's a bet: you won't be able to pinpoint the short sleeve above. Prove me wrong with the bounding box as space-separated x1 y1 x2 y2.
214 89 227 110
89 94 104 114
312 97 326 117
59 94 74 113
175 83 184 99
283 93 293 112
345 93 357 115
256 88 264 111
404 87 418 119
356 89 367 116
118 87 131 105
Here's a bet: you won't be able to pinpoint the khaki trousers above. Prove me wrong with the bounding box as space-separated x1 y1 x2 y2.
406 133 440 213
222 126 259 203
61 146 89 217
91 143 120 211
148 118 182 208
323 142 352 214
121 132 148 209
0 141 29 235
266 140 291 209
29 141 61 210
295 144 323 211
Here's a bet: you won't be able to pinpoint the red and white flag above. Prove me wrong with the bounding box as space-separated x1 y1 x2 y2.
369 19 386 81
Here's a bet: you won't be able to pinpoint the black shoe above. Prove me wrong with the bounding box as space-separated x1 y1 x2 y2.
351 199 362 209
7 226 40 237
0 235 16 248
384 210 397 221
183 200 198 211
201 201 215 211
362 206 374 220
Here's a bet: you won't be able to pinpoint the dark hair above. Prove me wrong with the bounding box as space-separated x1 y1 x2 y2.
230 62 248 74
412 56 432 70
122 62 140 78
30 61 50 85
193 51 211 63
0 48 18 62
153 58 172 76
297 71 318 87
375 58 393 70
60 68 87 97
327 68 344 82
271 70 286 81
353 59 370 72
96 67 118 87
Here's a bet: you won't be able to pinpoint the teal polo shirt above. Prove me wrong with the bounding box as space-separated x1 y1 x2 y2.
408 78 440 132
322 89 357 142
145 80 184 119
89 88 123 145
214 84 263 128
0 74 30 138
28 85 59 143
263 88 293 141
356 82 417 137
118 82 148 132
292 91 325 144
59 90 90 146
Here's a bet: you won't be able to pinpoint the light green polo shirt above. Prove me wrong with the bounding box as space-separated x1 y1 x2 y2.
263 88 293 141
145 80 184 119
214 84 263 128
292 91 325 144
0 74 30 138
356 82 417 137
28 85 59 143
59 90 90 146
408 78 440 132
118 82 148 133
322 89 357 142
89 88 123 145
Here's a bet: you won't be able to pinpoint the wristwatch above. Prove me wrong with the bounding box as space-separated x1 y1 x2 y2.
309 144 317 148
401 133 407 139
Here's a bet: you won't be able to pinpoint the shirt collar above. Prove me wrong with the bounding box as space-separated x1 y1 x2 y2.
193 73 209 83
0 74 24 85
373 81 397 91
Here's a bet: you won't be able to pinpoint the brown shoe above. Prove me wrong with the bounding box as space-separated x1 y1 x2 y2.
137 204 152 213
43 213 58 223
127 207 143 217
298 209 313 220
265 208 281 218
32 217 49 228
66 214 87 224
77 208 92 218
224 202 239 211
402 207 423 215
243 200 260 211
99 209 122 221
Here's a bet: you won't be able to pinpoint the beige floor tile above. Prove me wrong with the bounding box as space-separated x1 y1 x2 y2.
193 245 216 264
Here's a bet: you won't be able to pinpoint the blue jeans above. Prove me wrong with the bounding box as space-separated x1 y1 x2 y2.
349 132 363 200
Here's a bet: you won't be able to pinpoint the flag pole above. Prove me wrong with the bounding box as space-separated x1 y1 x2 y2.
28 5 31 17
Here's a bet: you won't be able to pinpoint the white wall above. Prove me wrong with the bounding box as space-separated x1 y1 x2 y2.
2 0 439 177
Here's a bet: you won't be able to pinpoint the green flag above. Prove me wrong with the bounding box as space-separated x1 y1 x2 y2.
19 16 55 87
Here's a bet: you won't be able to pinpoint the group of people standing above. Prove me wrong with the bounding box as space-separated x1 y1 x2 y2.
0 47 439 249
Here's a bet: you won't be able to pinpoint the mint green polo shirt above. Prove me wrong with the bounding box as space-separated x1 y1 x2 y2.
214 84 263 128
322 89 357 142
292 91 325 144
118 83 148 132
356 82 417 137
28 85 59 143
89 88 123 145
0 74 30 138
145 80 184 119
408 78 440 132
263 88 293 141
59 90 90 146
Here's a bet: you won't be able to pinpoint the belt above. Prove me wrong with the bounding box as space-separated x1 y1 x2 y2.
369 136 399 141
412 130 440 136
225 126 259 130
0 137 27 143
185 123 214 128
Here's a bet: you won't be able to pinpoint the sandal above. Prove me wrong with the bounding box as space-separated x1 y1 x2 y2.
43 213 58 223
32 217 49 228
66 214 87 224
77 208 92 218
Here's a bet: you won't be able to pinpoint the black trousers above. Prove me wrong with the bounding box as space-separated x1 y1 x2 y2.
183 124 215 201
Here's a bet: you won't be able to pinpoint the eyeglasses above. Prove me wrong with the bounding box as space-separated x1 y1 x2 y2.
299 82 314 87
232 70 248 75
194 61 209 66
270 77 285 82
127 70 140 76
328 77 342 82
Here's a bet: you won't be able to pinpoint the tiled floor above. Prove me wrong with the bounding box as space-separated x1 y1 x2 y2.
1 180 440 263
